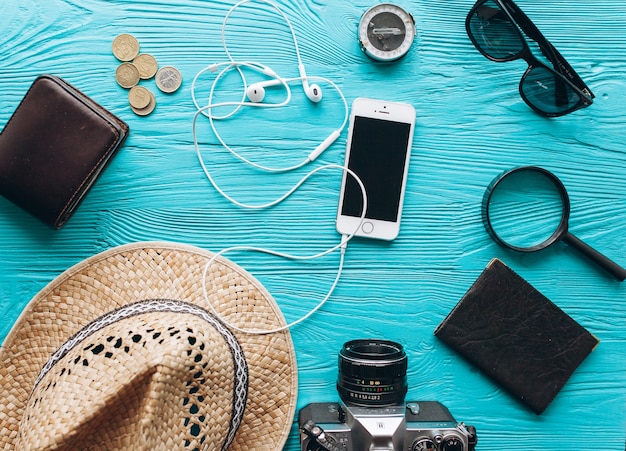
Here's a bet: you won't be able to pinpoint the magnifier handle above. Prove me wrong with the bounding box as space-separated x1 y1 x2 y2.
562 232 626 281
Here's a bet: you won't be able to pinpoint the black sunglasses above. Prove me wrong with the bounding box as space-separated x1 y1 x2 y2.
466 0 594 117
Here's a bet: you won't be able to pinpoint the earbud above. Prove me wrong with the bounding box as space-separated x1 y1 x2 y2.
299 64 322 103
246 79 284 103
304 82 322 103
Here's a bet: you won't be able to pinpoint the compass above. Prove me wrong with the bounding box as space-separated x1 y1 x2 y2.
358 3 416 62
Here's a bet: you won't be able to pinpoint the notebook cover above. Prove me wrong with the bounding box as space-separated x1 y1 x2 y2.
434 258 599 414
0 74 129 228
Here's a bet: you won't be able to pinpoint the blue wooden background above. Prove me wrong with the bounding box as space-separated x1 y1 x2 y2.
2 0 626 449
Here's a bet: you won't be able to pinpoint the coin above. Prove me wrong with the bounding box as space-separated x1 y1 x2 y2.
128 86 152 109
133 53 158 79
130 89 156 116
112 34 140 61
155 66 182 93
115 62 140 88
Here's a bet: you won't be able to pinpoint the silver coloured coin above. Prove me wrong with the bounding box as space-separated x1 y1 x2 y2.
155 66 182 93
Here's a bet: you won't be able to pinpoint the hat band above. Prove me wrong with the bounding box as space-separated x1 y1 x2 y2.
32 298 249 450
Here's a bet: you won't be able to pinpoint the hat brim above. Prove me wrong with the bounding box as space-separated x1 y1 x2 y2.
0 242 298 449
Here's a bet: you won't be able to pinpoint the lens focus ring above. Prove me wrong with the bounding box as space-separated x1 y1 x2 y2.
337 339 408 407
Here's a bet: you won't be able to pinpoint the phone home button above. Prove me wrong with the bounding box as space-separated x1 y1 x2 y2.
361 221 374 234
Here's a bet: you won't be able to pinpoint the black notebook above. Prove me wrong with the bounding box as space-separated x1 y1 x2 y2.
434 258 599 414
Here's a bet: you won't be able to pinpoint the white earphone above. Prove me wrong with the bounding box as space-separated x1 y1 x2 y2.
299 63 323 103
190 0 362 334
245 80 273 103
191 0 348 173
246 64 322 103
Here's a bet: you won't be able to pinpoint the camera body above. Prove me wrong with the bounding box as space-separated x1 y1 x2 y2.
299 401 476 451
299 339 477 451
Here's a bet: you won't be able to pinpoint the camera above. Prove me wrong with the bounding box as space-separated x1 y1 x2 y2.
298 339 477 451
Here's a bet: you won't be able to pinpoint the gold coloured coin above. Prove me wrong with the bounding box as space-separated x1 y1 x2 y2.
130 89 156 116
128 86 152 109
115 62 140 89
133 53 158 79
155 66 182 93
112 34 140 61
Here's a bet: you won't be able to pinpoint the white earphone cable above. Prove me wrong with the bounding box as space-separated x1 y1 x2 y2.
202 241 347 335
222 0 306 67
191 60 287 121
201 166 367 335
191 0 360 334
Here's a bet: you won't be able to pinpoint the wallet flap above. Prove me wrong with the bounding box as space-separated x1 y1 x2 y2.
0 75 128 228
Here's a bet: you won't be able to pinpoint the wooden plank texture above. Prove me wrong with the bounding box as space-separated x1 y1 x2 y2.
1 0 625 450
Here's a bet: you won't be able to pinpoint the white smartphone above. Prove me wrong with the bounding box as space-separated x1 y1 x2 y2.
336 97 416 241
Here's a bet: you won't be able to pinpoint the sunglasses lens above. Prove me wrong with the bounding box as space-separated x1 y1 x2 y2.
468 0 525 59
521 66 582 115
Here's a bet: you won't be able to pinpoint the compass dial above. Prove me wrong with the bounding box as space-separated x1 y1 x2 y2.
358 3 416 62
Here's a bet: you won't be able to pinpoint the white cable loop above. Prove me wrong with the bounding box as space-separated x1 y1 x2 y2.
201 166 367 335
202 247 347 335
222 0 305 67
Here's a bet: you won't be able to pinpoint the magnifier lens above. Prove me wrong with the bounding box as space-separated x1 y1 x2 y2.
487 169 565 249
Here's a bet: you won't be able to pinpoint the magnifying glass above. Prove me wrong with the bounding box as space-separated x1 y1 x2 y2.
482 166 626 281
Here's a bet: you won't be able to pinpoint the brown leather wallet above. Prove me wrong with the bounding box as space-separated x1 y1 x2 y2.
0 74 129 228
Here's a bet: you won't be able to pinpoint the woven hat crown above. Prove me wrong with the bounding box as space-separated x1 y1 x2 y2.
18 302 247 450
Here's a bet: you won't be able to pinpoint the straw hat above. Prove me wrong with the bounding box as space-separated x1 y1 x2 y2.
0 242 298 450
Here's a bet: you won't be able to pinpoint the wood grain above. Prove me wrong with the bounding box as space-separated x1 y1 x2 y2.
1 1 625 450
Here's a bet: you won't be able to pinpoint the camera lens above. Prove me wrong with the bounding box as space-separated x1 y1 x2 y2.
337 339 408 407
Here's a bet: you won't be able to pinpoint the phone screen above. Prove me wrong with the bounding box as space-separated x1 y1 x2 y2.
341 116 411 221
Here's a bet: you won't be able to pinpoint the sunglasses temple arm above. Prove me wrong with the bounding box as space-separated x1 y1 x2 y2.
504 2 594 98
541 42 594 99
562 232 626 281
